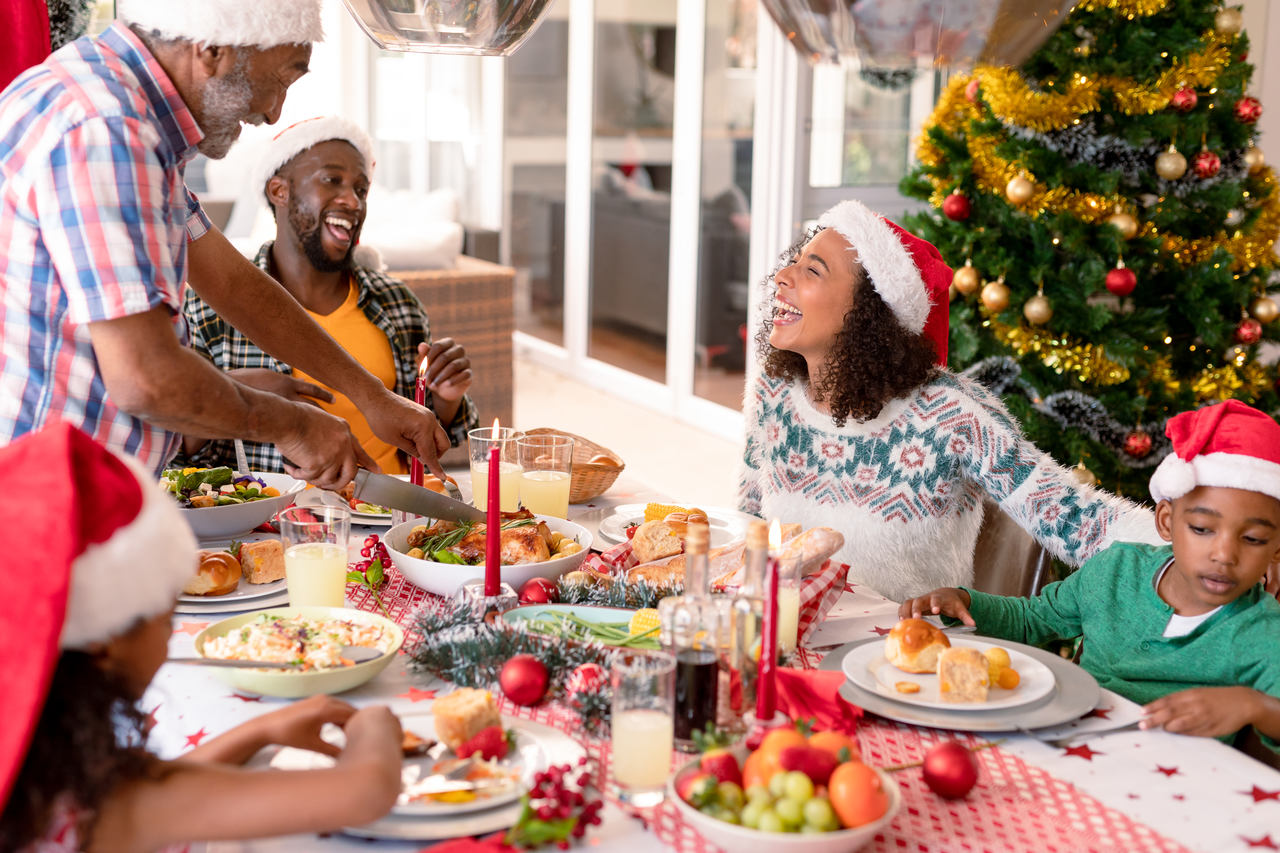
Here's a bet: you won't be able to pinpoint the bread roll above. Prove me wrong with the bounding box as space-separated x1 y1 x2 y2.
631 520 682 563
937 646 989 703
432 687 502 752
588 453 616 465
240 540 286 584
884 618 950 674
183 550 242 596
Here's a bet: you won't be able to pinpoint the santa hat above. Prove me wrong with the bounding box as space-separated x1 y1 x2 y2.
117 0 324 49
817 200 952 366
1148 399 1280 504
0 423 197 806
256 115 376 200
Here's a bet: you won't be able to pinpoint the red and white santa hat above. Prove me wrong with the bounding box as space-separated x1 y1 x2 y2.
817 199 952 366
1148 399 1280 504
257 115 376 197
0 423 197 806
117 0 324 49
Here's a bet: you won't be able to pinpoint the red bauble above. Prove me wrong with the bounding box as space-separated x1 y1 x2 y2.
500 654 549 706
1236 317 1264 345
564 663 607 709
1192 150 1221 179
1235 96 1263 124
1105 266 1137 297
964 78 981 103
518 576 559 605
1170 87 1198 112
922 740 979 799
1124 430 1153 459
942 193 971 221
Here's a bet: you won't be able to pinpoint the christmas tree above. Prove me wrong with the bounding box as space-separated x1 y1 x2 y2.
900 0 1279 498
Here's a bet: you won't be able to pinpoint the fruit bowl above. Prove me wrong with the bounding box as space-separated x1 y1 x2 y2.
668 749 901 853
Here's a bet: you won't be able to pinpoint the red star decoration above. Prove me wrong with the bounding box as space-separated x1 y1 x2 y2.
1243 786 1280 803
1244 836 1279 849
144 705 161 733
184 728 209 748
1172 794 1185 801
229 693 262 702
871 625 892 636
1063 744 1102 760
1155 766 1180 777
1083 706 1112 720
172 621 210 636
399 687 439 702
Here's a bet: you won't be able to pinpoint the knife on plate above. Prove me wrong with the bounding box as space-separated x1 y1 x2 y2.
353 469 486 523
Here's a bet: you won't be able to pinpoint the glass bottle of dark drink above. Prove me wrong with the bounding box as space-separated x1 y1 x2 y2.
659 520 721 752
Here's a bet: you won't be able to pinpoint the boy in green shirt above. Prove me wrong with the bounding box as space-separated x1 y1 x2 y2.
899 399 1280 747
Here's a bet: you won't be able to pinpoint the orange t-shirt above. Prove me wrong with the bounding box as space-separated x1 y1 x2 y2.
292 277 406 475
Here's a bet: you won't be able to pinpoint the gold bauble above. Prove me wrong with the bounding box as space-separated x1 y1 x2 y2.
1155 147 1187 180
1068 461 1098 488
949 283 959 301
981 279 1011 312
1106 211 1138 240
1006 175 1035 204
1215 7 1243 36
1243 145 1265 172
1023 293 1053 325
953 262 981 295
1251 295 1280 324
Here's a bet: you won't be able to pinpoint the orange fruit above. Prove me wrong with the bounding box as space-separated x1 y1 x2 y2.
997 668 1021 689
758 727 807 758
742 748 773 791
827 761 889 828
808 730 861 763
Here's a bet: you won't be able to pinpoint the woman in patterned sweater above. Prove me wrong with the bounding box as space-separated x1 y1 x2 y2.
738 200 1159 602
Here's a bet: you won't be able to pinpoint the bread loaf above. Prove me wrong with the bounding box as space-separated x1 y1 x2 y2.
240 540 286 584
432 687 502 752
630 520 683 563
884 618 950 674
937 646 989 703
182 550 242 596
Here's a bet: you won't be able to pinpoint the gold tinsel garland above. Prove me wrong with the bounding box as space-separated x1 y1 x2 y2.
1074 0 1168 15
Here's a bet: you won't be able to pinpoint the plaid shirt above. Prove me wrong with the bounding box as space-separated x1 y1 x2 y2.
0 23 211 472
177 241 478 472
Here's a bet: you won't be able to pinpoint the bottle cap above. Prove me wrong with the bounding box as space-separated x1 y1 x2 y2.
746 520 768 549
686 520 710 553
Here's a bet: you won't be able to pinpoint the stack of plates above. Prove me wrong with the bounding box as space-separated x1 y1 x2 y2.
175 573 288 615
295 487 394 527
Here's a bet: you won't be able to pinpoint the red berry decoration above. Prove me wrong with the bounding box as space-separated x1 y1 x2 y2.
942 192 971 221
1105 265 1137 297
922 740 979 799
519 576 559 605
500 654 550 706
1124 429 1153 459
565 662 606 699
1192 150 1221 179
1235 96 1262 124
964 78 981 103
1236 317 1264 345
1170 87 1198 112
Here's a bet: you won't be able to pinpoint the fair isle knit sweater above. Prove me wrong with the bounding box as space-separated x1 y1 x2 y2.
737 369 1161 602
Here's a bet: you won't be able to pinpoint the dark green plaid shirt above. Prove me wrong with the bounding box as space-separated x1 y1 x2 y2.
176 241 477 472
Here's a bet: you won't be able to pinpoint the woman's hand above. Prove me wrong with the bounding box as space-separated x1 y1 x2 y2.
897 587 975 626
256 695 357 756
1142 686 1261 738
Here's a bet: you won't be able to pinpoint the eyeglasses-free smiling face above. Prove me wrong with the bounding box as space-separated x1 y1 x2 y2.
1155 485 1280 615
768 227 862 370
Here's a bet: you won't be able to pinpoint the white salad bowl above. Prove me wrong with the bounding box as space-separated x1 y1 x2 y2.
174 471 306 540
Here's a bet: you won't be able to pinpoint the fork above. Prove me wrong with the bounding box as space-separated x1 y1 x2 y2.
1019 719 1143 749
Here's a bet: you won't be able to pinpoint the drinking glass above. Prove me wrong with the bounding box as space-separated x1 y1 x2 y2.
777 557 801 655
279 505 350 608
610 652 676 807
517 434 574 518
467 427 524 512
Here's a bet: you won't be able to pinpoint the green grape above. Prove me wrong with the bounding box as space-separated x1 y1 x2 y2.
757 809 785 833
717 781 745 812
783 770 814 803
745 784 772 805
774 797 804 827
803 797 839 831
767 771 789 799
740 800 767 829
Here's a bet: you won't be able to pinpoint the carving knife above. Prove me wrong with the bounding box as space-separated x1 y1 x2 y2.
352 469 486 523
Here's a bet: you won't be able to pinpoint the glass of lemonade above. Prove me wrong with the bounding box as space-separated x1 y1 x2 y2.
517 433 574 518
468 426 524 513
777 557 801 655
280 505 350 608
611 652 675 808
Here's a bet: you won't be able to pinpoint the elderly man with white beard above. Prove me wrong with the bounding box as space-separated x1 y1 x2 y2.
0 0 453 488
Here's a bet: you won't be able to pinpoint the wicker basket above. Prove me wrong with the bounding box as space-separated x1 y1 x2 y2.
523 427 625 503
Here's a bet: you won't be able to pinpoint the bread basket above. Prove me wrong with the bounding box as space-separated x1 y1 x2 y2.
523 427 624 503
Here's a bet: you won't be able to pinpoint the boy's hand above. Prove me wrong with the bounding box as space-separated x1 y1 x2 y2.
258 695 356 756
341 705 404 758
1141 686 1260 738
897 588 975 626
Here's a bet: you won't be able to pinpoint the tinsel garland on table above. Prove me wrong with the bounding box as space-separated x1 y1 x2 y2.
556 577 680 608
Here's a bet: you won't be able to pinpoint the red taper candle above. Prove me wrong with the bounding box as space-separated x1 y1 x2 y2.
410 360 428 487
756 556 779 720
484 443 500 596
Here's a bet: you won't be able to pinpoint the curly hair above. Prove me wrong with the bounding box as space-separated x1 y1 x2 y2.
755 227 939 426
0 650 162 850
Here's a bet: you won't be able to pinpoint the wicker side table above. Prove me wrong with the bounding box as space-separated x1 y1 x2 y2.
394 255 515 464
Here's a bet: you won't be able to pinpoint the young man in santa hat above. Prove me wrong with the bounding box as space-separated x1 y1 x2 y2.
0 0 453 490
739 199 1160 602
901 399 1280 748
0 423 404 851
179 117 478 475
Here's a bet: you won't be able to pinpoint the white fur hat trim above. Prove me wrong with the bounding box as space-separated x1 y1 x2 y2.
59 455 198 650
817 199 929 334
257 116 375 199
1149 450 1280 505
118 0 324 48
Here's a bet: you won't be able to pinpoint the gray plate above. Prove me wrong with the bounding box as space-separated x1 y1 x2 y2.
820 635 1100 732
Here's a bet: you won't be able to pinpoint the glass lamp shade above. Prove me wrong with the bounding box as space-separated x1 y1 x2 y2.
341 0 554 56
761 0 1076 69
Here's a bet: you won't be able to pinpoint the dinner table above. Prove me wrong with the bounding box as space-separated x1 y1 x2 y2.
151 470 1280 853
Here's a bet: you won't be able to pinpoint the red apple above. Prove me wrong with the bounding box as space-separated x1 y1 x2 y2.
922 740 979 799
779 744 839 786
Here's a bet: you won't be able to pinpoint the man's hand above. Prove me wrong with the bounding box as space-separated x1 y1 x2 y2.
897 587 975 626
417 338 472 403
362 389 450 481
229 368 335 406
1142 686 1261 738
276 403 380 490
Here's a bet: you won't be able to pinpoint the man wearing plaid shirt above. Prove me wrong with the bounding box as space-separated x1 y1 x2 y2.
178 117 478 474
0 0 453 489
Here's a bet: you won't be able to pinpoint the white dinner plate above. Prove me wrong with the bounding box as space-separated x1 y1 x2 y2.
296 488 394 526
842 635 1054 711
173 588 290 615
596 503 758 548
177 575 285 604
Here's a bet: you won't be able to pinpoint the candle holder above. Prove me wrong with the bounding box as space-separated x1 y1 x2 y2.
741 709 793 750
453 578 519 620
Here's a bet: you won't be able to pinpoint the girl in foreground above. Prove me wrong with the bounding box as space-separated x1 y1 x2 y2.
0 423 403 852
738 199 1160 602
